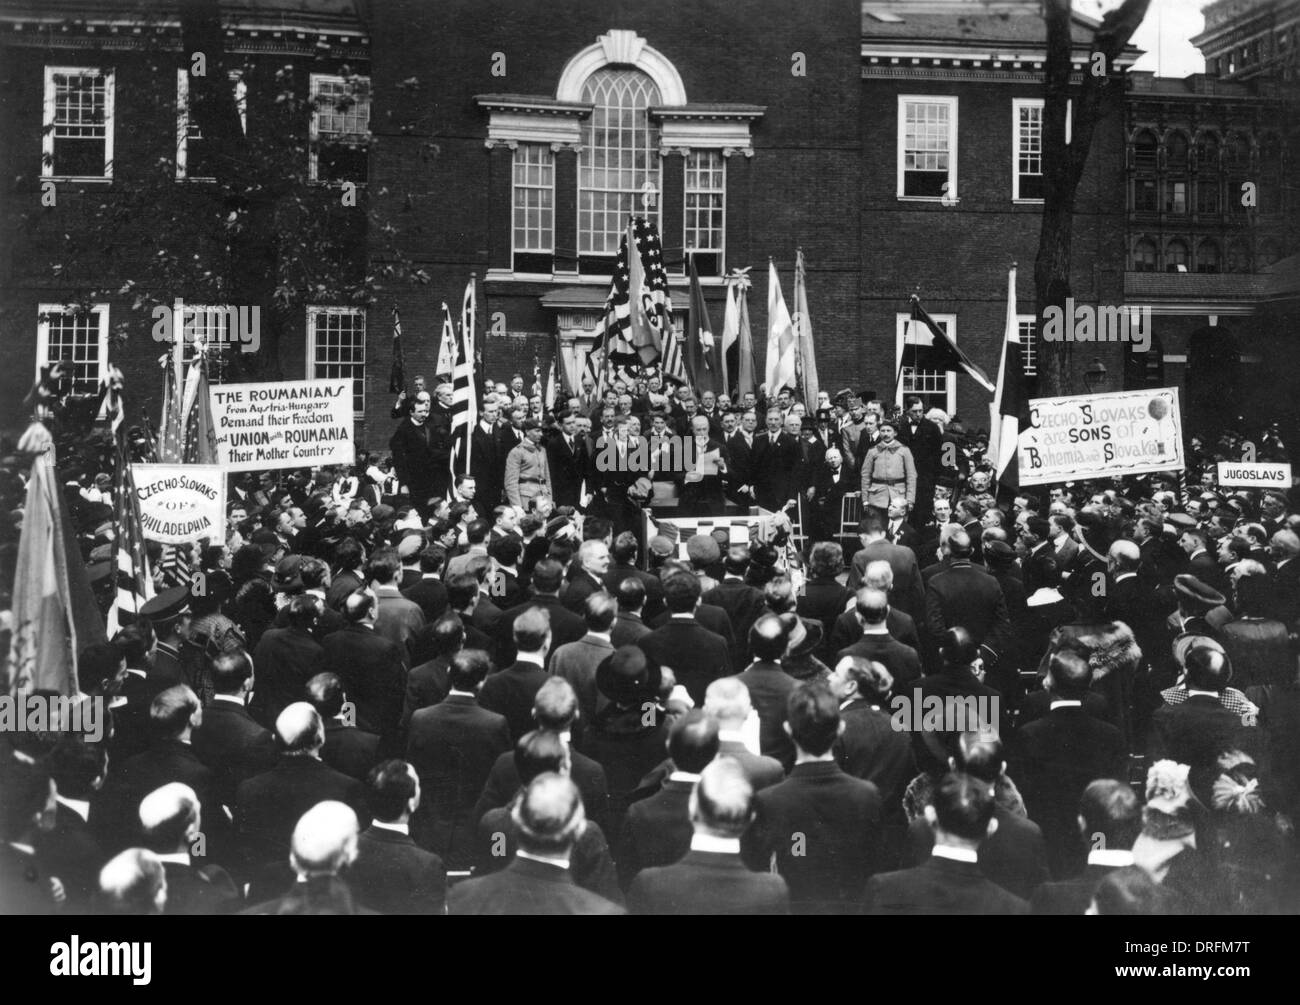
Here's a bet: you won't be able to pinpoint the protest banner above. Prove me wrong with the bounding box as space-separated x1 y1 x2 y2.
209 379 355 472
132 464 226 543
1017 387 1183 486
1217 461 1292 489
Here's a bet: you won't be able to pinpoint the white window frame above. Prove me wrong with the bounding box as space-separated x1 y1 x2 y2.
308 73 371 184
895 312 957 415
511 143 555 257
683 149 726 271
1012 98 1044 203
306 306 366 417
177 70 247 181
36 303 109 393
897 95 957 202
177 304 239 383
1016 315 1038 377
42 66 114 181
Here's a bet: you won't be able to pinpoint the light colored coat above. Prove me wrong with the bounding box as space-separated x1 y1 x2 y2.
860 439 917 509
504 440 552 508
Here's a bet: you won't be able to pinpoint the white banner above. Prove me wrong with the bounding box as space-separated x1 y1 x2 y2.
1018 387 1184 486
209 379 355 472
1217 461 1292 489
133 464 226 544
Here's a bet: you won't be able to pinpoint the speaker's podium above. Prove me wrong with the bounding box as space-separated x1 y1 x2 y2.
641 479 780 564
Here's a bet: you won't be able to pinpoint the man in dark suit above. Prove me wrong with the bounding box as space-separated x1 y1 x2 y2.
470 401 509 519
138 782 241 915
307 673 381 782
548 593 618 732
348 760 446 915
1181 525 1228 597
811 446 854 545
836 589 922 689
897 397 942 528
828 657 916 826
629 759 790 915
1268 530 1300 625
618 710 717 887
704 547 768 669
389 389 451 519
610 577 653 649
925 530 1011 666
638 572 733 707
321 589 407 740
603 533 665 623
560 540 611 616
401 546 449 623
799 542 854 663
676 415 730 517
252 595 326 728
480 607 553 743
406 650 511 870
402 615 462 728
725 409 762 508
191 652 277 810
234 703 371 877
865 772 1028 915
743 682 882 914
495 560 588 667
846 510 925 622
1031 779 1141 914
240 801 375 915
1012 651 1128 878
828 582 921 656
754 407 799 512
546 409 589 508
449 774 624 915
734 614 799 771
702 677 786 792
37 740 109 912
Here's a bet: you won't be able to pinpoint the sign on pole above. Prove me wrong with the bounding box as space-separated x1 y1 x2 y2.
133 464 226 543
1017 387 1183 486
209 379 355 472
1217 461 1292 489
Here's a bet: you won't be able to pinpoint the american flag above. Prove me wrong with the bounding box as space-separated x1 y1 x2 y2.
99 365 155 635
584 216 673 391
156 353 184 462
157 544 193 590
181 350 218 464
450 276 478 478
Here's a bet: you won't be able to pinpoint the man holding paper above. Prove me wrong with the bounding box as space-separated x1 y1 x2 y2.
678 415 729 517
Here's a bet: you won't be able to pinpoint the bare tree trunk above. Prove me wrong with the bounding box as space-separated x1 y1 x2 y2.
1036 0 1151 395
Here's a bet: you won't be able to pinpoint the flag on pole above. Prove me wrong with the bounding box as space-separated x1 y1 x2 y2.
902 296 996 394
99 366 155 636
721 281 738 397
685 253 720 395
545 353 559 412
389 307 406 394
989 265 1030 490
725 269 757 399
765 259 796 396
157 353 184 463
793 248 820 410
451 276 479 477
436 303 456 378
584 217 673 389
181 348 218 465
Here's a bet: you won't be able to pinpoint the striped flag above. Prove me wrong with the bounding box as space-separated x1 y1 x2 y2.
792 248 820 410
156 354 184 462
100 366 155 635
584 216 673 389
765 259 796 396
450 276 479 477
181 350 218 465
436 303 456 378
157 544 193 590
989 265 1030 490
389 307 406 394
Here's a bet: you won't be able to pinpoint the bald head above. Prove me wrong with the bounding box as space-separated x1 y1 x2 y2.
1108 539 1140 573
855 588 889 625
863 560 893 591
99 848 167 915
512 773 586 856
138 782 200 853
749 613 790 662
944 528 972 559
276 702 325 755
691 758 754 838
291 801 359 877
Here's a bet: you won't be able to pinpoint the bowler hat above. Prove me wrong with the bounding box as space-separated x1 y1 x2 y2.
595 646 663 706
1173 575 1225 612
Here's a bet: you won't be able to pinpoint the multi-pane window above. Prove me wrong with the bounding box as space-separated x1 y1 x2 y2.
1166 239 1189 272
1017 317 1038 377
37 304 108 394
1012 99 1044 201
684 151 725 275
1165 180 1188 214
1134 179 1158 212
307 307 366 415
578 69 661 270
43 67 114 179
896 312 956 414
1133 238 1157 272
899 97 957 199
309 74 370 184
1197 240 1220 274
512 143 554 273
176 70 247 181
181 306 238 383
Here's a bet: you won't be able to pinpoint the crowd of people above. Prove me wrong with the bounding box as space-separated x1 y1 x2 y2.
2 368 1299 915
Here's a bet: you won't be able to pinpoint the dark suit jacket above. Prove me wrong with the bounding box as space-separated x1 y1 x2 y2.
547 434 589 508
798 577 853 662
604 565 665 622
470 424 510 519
192 698 278 809
402 577 449 623
321 721 381 781
390 416 450 505
647 604 736 653
833 699 916 819
1030 861 1122 915
235 755 371 873
617 777 694 887
35 804 103 910
743 761 882 914
321 624 407 738
1146 694 1259 797
401 656 451 729
638 618 733 706
479 659 550 743
925 561 1011 659
448 855 624 915
251 626 324 727
611 611 652 648
474 743 609 832
865 854 1029 915
495 594 587 666
847 540 925 621
629 848 790 915
734 661 800 771
828 608 920 656
161 860 241 915
560 568 606 616
704 578 768 668
405 693 511 869
348 823 447 915
906 804 1051 902
716 738 785 793
837 633 923 689
475 805 621 904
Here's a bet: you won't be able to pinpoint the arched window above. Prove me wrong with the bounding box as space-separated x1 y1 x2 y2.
1166 239 1189 272
1166 131 1189 169
1134 130 1158 169
1132 129 1158 212
1133 238 1157 272
1195 131 1219 170
1196 239 1220 274
578 68 661 267
1226 239 1250 273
